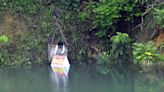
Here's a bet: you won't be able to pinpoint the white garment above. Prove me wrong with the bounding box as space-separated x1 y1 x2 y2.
54 44 65 55
54 45 58 55
61 45 65 54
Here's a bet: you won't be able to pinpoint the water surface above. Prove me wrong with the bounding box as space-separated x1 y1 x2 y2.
0 66 163 92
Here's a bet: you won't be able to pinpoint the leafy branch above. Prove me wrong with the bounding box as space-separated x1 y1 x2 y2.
132 1 164 31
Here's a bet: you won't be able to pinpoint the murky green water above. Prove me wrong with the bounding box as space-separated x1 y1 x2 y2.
0 66 164 92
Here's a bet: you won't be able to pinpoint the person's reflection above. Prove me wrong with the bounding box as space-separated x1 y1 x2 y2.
49 66 70 92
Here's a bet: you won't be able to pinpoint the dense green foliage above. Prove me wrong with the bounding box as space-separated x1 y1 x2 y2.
97 32 133 74
0 1 164 92
133 41 164 64
97 33 164 74
92 0 141 28
83 0 145 38
0 0 163 76
110 32 132 62
154 8 164 28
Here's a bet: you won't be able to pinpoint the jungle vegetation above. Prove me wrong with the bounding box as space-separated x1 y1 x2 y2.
0 0 164 74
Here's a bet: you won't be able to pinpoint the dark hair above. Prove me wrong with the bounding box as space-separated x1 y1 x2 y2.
57 41 64 46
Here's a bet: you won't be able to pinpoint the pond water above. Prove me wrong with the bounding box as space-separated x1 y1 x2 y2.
0 66 164 92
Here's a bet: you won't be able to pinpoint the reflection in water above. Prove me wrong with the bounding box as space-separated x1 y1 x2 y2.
0 66 164 92
49 66 70 92
0 67 53 92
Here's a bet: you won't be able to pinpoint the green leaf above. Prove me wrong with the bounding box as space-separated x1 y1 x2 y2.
0 35 9 44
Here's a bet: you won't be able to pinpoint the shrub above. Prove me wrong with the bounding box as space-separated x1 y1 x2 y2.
91 0 143 37
133 41 164 65
96 32 133 74
110 32 133 66
0 35 9 44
